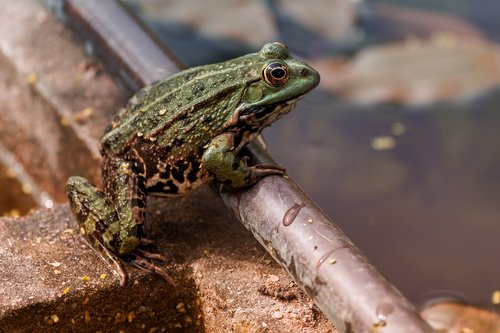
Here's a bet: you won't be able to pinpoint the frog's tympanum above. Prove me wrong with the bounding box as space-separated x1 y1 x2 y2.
66 42 320 285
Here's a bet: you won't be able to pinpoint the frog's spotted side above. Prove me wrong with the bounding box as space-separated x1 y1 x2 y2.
66 42 320 285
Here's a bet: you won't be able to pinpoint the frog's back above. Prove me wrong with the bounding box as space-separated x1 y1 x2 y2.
101 55 262 157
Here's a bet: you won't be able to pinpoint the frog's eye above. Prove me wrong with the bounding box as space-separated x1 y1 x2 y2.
262 62 289 87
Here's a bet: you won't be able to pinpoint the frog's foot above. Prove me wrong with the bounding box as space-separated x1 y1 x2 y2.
248 163 286 183
140 238 155 246
137 248 168 261
131 255 175 286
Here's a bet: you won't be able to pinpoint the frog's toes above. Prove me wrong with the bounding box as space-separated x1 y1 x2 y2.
139 238 155 246
253 163 286 173
131 256 175 286
248 163 286 183
137 248 168 262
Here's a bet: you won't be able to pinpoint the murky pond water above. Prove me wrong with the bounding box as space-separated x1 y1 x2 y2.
269 89 500 306
126 0 500 306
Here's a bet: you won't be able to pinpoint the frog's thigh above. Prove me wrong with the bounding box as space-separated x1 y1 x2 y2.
102 157 147 255
202 133 250 189
66 176 125 257
66 176 128 285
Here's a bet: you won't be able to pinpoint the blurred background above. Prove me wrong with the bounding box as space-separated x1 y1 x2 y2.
120 0 500 307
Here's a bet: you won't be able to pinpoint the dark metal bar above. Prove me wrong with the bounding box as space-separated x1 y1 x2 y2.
47 0 434 331
62 0 183 91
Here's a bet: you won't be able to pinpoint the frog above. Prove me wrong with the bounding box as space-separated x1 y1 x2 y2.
66 42 320 285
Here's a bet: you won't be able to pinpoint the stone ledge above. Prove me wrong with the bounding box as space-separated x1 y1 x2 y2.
0 187 334 332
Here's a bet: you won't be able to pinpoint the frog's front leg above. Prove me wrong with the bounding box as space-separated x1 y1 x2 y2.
202 133 285 189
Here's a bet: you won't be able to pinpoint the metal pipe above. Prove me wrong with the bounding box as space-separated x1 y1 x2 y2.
47 0 434 331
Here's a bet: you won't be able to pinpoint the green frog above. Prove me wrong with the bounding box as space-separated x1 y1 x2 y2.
66 42 320 285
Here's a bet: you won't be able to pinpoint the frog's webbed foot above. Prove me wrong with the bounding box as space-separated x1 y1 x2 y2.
131 255 175 286
131 243 174 284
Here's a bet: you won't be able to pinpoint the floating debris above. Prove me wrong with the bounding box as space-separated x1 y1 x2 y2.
391 122 406 136
371 136 396 151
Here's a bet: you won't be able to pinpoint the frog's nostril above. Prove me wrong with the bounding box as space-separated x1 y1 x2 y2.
299 68 309 77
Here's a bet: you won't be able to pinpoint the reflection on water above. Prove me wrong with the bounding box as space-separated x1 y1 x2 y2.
378 0 500 43
267 88 500 305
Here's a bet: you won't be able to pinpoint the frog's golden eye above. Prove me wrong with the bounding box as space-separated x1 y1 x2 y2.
262 62 289 87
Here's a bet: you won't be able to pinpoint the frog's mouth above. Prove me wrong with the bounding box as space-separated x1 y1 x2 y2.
239 96 301 129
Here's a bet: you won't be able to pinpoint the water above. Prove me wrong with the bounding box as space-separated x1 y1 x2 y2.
125 0 500 306
267 89 500 306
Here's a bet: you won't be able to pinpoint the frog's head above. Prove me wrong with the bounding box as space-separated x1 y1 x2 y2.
238 42 320 129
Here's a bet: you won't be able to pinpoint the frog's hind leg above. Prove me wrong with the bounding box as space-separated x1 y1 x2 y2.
102 156 175 285
66 176 128 286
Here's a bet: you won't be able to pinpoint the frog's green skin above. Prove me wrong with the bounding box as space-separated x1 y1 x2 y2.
66 42 320 284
